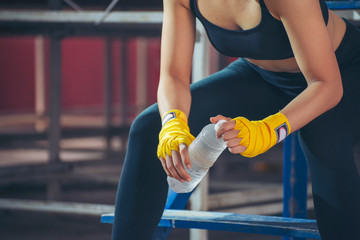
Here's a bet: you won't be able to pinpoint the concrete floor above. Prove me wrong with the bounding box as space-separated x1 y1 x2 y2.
0 211 284 240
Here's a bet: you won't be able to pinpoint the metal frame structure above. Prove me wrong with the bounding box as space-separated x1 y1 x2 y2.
0 10 162 184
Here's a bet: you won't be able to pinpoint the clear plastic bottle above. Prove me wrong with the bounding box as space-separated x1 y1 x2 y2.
167 120 227 193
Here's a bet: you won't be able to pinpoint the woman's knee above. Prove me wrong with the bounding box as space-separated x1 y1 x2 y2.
122 104 163 171
299 99 355 167
129 104 161 137
300 123 352 172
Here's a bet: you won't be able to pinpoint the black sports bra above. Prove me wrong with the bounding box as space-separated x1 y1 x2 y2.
190 0 329 60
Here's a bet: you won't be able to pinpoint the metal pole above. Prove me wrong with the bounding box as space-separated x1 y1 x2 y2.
47 34 62 201
104 38 113 157
48 34 62 164
120 38 129 125
190 174 209 240
47 0 63 200
136 37 147 115
282 131 308 240
34 36 47 132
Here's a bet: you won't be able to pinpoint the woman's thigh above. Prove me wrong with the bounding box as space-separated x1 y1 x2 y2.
299 62 360 239
188 58 289 135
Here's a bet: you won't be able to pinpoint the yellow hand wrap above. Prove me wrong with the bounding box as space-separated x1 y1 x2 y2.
157 109 195 159
233 112 291 158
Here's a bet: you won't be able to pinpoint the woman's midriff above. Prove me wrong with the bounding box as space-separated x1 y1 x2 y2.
246 10 347 73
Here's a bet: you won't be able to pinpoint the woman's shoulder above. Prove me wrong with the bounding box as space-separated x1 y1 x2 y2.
262 0 311 18
261 0 282 20
163 0 193 14
170 0 192 10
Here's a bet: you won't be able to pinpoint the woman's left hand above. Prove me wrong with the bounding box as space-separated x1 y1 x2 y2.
210 112 291 158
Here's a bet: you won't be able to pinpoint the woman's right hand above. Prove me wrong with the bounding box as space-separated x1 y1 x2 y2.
159 143 192 183
157 110 195 183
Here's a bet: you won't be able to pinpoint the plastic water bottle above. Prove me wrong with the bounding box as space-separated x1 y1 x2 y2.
167 120 227 193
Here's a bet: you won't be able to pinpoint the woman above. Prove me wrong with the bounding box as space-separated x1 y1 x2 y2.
112 0 360 239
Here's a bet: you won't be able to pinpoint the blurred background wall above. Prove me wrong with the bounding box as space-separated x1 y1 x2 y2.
0 36 161 116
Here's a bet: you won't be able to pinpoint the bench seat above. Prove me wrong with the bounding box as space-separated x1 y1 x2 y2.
101 209 320 239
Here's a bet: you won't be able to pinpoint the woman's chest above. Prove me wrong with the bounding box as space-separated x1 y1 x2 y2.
196 0 280 31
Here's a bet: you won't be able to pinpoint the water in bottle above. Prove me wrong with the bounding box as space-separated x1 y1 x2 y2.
167 120 227 193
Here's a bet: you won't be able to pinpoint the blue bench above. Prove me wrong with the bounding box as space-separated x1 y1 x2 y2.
102 209 320 239
101 134 319 240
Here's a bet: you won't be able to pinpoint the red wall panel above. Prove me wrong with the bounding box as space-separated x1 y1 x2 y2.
147 38 161 105
0 37 35 112
0 36 162 116
61 37 104 110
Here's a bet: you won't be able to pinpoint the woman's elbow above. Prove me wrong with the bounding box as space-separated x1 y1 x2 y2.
329 81 343 108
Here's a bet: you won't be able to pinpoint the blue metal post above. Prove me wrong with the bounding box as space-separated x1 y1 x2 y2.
282 131 309 240
152 189 192 240
326 1 360 10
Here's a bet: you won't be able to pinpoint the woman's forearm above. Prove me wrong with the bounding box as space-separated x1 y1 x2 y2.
157 0 195 120
157 75 192 118
281 78 343 132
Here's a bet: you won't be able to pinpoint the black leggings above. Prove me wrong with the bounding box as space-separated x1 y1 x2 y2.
112 20 360 240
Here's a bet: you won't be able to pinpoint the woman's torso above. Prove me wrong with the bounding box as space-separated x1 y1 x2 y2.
187 0 347 73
